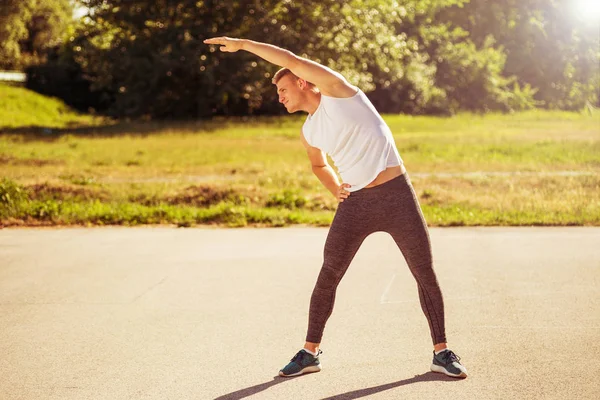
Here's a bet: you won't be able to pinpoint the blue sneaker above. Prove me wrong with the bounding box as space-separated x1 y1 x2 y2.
278 349 322 377
430 349 468 378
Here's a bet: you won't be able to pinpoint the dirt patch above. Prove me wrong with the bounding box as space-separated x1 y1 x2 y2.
129 186 251 207
0 155 65 166
27 183 109 201
166 186 248 207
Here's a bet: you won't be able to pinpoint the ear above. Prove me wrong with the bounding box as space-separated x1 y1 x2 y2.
297 78 307 90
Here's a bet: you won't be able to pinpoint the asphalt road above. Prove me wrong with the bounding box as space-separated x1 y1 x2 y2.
0 227 598 400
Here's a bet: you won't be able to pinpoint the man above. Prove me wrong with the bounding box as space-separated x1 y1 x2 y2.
204 36 468 379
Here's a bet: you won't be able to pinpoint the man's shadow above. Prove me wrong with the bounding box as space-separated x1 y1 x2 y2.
213 371 459 400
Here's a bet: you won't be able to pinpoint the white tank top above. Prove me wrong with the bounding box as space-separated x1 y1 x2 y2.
302 89 403 192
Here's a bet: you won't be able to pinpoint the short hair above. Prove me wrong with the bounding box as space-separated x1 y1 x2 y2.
271 67 314 86
272 68 296 84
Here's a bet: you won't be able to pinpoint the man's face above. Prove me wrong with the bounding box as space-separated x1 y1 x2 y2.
276 74 303 113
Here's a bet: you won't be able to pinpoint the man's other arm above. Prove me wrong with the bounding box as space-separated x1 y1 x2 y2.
300 131 351 202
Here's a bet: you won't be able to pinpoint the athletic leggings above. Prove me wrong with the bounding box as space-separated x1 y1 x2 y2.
306 173 446 345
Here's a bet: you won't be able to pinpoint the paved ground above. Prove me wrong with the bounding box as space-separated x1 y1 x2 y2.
0 227 599 400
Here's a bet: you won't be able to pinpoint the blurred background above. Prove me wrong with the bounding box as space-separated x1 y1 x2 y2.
1 0 598 118
0 1 598 228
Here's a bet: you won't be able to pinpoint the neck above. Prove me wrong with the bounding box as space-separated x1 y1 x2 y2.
305 91 322 115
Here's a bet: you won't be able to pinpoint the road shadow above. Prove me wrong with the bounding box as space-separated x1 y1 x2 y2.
212 371 459 400
212 375 287 400
319 372 461 400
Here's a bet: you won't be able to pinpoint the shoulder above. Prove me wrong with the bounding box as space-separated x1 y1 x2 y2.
318 80 360 98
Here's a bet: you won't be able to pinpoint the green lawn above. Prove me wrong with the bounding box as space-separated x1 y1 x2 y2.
0 82 104 128
1 83 599 227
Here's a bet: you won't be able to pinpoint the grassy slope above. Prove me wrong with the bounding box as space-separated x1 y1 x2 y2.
0 83 103 128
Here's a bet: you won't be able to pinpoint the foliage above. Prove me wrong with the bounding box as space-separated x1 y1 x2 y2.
0 0 73 69
444 0 600 109
25 32 113 113
3 0 597 116
266 189 308 209
69 0 535 117
0 179 29 218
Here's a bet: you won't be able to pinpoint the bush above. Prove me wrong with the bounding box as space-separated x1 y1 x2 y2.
266 190 308 209
25 44 112 113
0 179 29 218
28 200 61 220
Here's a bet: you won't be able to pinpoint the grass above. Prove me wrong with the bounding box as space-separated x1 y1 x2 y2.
0 83 105 129
1 83 599 227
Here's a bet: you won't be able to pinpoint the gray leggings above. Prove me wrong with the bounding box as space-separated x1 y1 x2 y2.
306 173 446 345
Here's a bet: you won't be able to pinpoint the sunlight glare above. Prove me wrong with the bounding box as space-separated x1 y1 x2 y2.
574 0 600 21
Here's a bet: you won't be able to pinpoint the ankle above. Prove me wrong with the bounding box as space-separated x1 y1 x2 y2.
304 342 320 354
434 343 448 354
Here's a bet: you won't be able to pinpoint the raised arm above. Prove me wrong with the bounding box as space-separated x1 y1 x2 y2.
203 37 357 97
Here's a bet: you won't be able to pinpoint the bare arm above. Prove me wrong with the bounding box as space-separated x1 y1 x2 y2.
300 132 351 201
203 37 357 97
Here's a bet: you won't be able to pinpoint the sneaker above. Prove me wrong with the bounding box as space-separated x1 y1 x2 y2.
278 349 322 377
430 349 468 378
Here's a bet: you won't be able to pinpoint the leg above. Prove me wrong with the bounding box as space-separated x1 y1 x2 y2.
385 176 468 378
279 201 369 378
305 202 369 344
385 178 447 345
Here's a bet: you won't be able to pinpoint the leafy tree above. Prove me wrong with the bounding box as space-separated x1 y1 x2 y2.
73 0 532 117
0 0 73 69
0 0 33 68
444 0 599 109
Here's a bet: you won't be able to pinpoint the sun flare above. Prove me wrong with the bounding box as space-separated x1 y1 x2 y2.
574 0 600 21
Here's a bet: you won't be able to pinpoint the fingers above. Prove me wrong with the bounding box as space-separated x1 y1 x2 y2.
203 37 226 45
338 183 352 202
204 37 238 53
203 37 229 51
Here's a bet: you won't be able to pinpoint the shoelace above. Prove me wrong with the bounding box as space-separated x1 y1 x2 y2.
441 350 461 363
290 349 321 363
290 350 306 363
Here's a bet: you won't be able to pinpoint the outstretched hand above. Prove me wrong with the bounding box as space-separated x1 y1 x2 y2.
203 37 243 53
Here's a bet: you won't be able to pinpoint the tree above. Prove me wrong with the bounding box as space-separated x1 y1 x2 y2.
443 0 600 109
0 0 73 69
72 0 533 117
75 0 419 117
